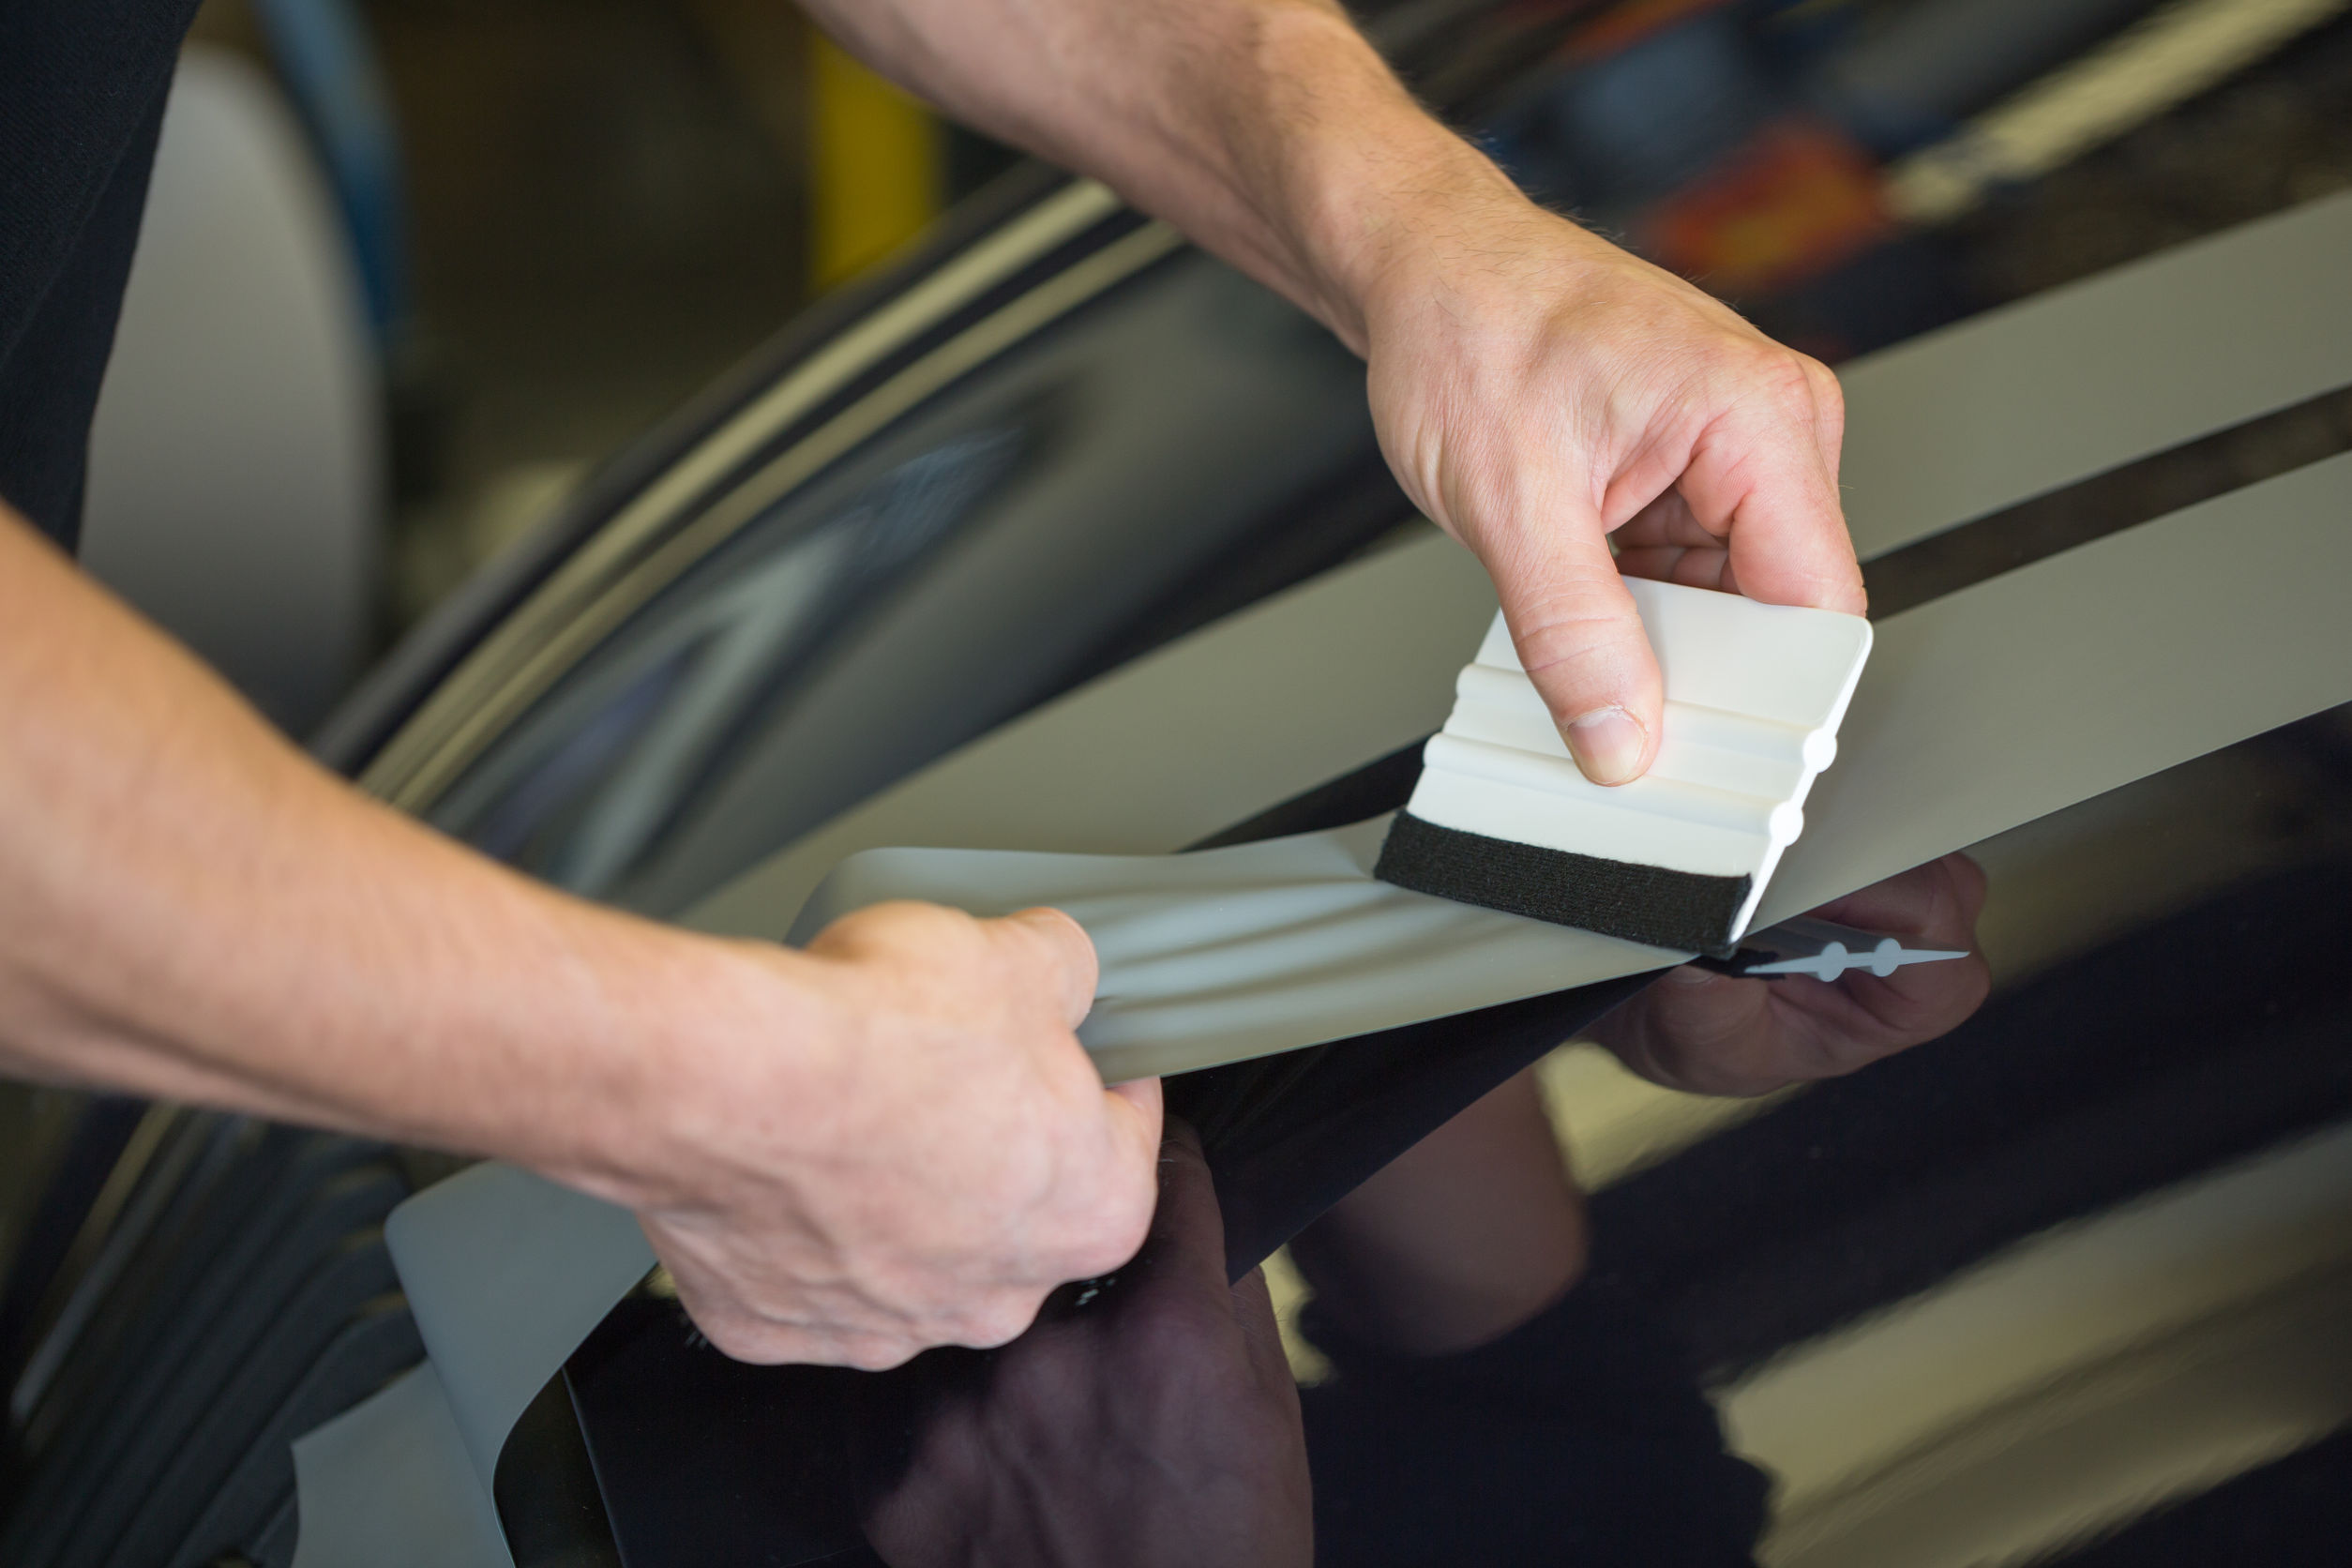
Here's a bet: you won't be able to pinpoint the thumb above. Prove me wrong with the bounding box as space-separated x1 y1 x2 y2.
1489 521 1663 786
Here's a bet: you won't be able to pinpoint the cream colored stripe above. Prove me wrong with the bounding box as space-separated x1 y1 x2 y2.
1537 1044 1797 1191
1733 1123 2352 1566
1838 190 2352 560
1763 1268 2352 1568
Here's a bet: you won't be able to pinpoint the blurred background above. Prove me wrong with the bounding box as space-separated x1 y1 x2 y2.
84 0 2352 738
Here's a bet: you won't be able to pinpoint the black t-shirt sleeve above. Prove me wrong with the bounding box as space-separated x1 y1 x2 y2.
0 0 207 550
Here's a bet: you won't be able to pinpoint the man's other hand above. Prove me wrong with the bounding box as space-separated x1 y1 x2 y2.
633 902 1162 1370
1359 184 1864 787
1592 854 1993 1097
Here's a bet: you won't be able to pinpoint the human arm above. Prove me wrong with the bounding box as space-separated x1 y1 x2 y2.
0 507 1159 1369
801 0 1863 784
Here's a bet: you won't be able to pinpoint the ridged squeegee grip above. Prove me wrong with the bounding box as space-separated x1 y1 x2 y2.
1379 580 1873 952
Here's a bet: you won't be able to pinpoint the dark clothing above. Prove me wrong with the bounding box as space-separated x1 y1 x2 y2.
0 0 204 552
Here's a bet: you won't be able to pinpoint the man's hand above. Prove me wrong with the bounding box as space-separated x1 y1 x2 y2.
0 506 1160 1373
634 902 1161 1371
1592 854 1993 1098
798 0 1865 786
1357 188 1863 784
859 1121 1313 1568
2 0 1884 1386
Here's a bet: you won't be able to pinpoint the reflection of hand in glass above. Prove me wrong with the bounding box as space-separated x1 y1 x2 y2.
1594 853 1994 1097
1290 1068 1586 1358
860 1121 1313 1568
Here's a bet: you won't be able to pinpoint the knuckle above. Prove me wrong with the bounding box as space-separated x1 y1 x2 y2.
811 897 967 962
1002 905 1098 991
1806 359 1844 415
841 1334 921 1372
955 1292 1045 1349
1063 1198 1152 1281
1751 349 1818 411
1064 1229 1138 1285
695 1310 791 1365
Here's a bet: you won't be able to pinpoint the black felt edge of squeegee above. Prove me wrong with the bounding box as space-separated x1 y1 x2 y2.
1374 810 1750 957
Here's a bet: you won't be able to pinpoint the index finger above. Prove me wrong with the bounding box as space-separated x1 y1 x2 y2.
1681 369 1864 615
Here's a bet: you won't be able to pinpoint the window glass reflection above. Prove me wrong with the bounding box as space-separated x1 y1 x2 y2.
434 429 1020 892
430 255 1383 914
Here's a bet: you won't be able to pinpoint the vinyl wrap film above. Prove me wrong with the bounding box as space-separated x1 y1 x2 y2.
289 195 2352 1560
786 820 1680 1084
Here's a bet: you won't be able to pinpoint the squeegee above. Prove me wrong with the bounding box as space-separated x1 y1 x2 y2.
1373 579 1874 956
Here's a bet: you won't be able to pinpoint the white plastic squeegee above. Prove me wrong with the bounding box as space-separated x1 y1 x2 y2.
1385 578 1873 952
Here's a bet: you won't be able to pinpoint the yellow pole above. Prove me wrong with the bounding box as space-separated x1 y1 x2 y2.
807 29 942 292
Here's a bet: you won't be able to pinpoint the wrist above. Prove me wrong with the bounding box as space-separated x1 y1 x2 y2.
1248 26 1565 354
542 923 837 1218
1195 4 1472 350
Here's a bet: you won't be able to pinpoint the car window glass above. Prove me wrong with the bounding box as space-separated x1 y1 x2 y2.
427 253 1387 914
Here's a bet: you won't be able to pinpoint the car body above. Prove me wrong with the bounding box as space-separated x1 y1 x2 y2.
5 3 2352 1564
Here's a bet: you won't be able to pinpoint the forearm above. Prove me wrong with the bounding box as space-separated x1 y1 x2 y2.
0 509 792 1198
796 0 1542 351
1 508 1164 1366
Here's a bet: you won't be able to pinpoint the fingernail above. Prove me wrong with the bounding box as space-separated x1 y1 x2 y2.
1566 705 1648 785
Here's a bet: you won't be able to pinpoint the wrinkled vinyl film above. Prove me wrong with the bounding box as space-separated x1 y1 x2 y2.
790 819 1681 1083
